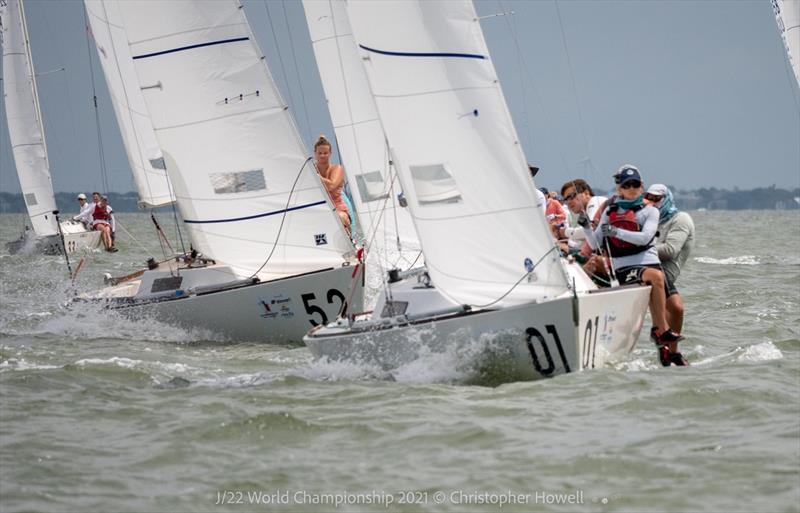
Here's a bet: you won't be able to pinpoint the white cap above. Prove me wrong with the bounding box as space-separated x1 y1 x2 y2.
77 193 87 200
646 184 668 197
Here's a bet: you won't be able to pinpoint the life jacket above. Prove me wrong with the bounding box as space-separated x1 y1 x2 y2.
92 203 110 222
604 200 654 258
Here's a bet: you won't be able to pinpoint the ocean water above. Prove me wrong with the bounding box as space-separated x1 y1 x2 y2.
0 210 798 513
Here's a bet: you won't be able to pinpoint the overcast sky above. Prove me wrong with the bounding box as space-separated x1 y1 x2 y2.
1 0 798 197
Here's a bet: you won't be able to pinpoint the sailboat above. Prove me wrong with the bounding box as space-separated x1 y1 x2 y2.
303 0 422 302
773 0 800 88
74 0 364 343
1 0 101 255
303 0 651 381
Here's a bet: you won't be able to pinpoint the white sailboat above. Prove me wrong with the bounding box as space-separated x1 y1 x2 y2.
773 0 800 88
303 0 651 381
303 0 421 302
1 0 100 255
75 0 363 343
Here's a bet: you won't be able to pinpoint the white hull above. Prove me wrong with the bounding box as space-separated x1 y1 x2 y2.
304 284 651 382
6 220 102 255
78 261 364 344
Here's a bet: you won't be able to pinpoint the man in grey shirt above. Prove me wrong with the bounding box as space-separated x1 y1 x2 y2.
645 184 695 336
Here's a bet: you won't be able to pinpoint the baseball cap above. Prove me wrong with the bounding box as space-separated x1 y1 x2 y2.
77 193 87 200
646 184 668 197
615 164 642 185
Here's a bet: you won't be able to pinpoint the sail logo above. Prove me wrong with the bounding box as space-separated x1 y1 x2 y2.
315 233 327 246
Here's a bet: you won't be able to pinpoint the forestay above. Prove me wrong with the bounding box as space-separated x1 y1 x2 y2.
773 0 800 88
1 0 59 236
84 0 174 208
346 0 568 306
115 0 353 280
302 0 420 272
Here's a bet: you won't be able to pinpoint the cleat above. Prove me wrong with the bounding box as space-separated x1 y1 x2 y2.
669 352 689 366
658 345 671 367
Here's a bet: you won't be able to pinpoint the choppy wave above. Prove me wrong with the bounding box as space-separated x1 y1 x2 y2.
695 255 760 265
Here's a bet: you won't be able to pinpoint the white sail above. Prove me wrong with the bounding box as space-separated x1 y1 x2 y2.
1 0 58 237
345 0 567 307
114 0 353 280
84 0 174 208
302 0 420 273
774 0 800 87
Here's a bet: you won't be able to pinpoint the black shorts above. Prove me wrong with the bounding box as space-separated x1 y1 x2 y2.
615 264 678 298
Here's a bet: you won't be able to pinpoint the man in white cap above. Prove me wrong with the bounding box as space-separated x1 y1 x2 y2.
645 184 695 335
72 193 93 228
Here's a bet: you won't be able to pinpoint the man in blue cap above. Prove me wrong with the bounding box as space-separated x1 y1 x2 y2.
580 164 688 366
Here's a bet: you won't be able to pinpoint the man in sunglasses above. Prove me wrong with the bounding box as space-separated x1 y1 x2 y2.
644 184 695 336
581 165 688 367
558 179 607 253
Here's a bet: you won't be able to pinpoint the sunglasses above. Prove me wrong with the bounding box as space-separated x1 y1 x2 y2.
645 193 663 202
563 191 578 201
620 180 641 190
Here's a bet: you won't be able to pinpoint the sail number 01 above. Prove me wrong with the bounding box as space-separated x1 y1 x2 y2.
525 317 601 376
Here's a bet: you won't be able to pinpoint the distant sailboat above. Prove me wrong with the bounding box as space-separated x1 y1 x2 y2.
1 0 100 255
773 0 800 88
304 0 651 381
76 0 364 343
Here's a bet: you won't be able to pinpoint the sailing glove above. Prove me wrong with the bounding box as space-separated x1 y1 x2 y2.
601 224 618 238
576 213 590 228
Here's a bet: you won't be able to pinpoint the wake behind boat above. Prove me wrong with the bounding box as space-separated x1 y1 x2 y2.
302 0 651 380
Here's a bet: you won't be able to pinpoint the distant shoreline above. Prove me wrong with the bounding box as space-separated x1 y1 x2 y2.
1 187 798 212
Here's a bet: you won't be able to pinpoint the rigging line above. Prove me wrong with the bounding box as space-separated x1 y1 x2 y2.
434 245 561 310
38 8 77 169
280 0 312 144
496 0 533 162
82 4 109 195
114 216 154 255
496 0 572 177
262 0 299 136
247 157 313 280
96 0 159 211
554 0 596 177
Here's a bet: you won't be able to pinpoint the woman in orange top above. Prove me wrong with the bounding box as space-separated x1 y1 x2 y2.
314 135 351 235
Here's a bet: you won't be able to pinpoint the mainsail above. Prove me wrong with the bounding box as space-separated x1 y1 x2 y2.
345 0 568 306
302 0 420 273
84 0 174 208
1 0 59 236
773 0 800 88
113 0 353 280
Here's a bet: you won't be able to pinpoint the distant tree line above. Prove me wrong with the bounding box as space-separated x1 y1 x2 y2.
0 192 173 214
1 187 799 213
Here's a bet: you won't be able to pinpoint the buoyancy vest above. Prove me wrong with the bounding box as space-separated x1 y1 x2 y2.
92 204 110 222
604 200 654 257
